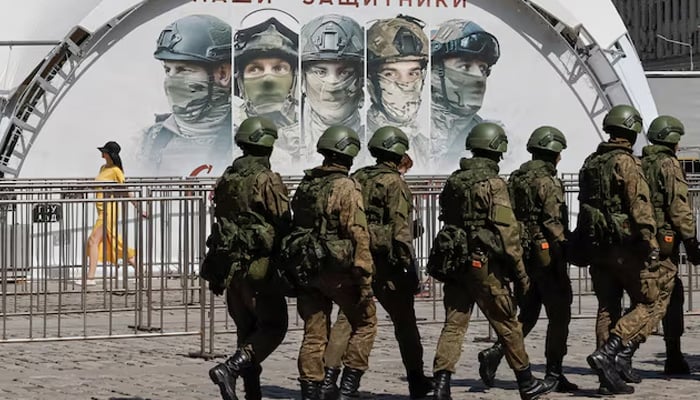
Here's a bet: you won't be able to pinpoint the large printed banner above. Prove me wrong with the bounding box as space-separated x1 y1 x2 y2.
22 0 603 177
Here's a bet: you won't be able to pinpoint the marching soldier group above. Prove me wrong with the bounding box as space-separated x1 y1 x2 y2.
200 104 698 400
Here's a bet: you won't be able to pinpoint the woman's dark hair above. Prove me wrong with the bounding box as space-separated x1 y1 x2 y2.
110 153 124 172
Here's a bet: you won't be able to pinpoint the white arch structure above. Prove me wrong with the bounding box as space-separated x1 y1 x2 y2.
0 0 657 178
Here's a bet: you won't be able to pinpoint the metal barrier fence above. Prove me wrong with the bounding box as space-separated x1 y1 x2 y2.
1 176 698 353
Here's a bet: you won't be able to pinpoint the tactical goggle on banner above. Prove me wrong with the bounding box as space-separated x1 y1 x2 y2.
234 17 299 51
432 31 500 66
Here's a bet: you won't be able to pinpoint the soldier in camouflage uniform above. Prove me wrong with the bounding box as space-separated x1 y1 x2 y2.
234 17 299 166
366 15 429 167
289 126 377 400
207 117 292 400
430 19 500 171
301 15 365 166
321 127 433 399
430 123 556 400
641 116 700 375
138 15 233 176
575 105 661 394
478 126 578 392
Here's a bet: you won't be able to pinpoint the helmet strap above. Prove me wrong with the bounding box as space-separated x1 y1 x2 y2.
471 149 502 162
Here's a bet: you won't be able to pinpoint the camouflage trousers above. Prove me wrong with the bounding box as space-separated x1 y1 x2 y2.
516 257 573 364
434 268 530 373
324 272 425 374
297 271 378 382
590 248 676 347
226 275 289 363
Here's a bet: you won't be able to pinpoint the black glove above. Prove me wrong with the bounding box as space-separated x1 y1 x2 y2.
406 260 421 295
684 237 700 265
412 219 425 239
210 282 225 296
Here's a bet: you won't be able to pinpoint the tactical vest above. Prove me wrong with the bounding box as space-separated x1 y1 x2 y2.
577 148 633 248
214 161 266 220
441 159 495 230
509 161 551 225
291 171 347 237
641 148 673 230
642 147 680 256
281 170 355 288
200 159 276 288
579 150 625 214
352 165 399 257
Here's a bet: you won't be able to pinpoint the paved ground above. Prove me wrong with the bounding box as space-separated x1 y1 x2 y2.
1 303 699 400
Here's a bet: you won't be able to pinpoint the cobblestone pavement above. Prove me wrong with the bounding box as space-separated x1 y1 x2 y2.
1 304 700 400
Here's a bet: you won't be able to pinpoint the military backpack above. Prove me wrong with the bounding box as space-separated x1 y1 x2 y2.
573 149 635 264
200 163 276 292
427 159 502 282
280 171 355 289
352 166 404 265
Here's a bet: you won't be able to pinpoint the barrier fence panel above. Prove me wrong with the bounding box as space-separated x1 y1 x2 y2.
1 175 698 348
0 180 209 343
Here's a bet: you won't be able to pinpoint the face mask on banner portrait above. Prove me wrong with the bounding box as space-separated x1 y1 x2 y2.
442 64 486 117
242 72 294 114
376 73 424 124
164 75 230 126
305 72 361 124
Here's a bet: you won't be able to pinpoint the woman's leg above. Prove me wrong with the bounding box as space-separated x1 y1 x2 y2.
87 224 104 280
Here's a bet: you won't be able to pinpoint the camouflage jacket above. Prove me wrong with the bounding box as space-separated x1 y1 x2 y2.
508 159 568 244
642 144 696 241
213 155 291 234
440 157 528 282
291 164 374 276
579 140 658 249
352 162 415 272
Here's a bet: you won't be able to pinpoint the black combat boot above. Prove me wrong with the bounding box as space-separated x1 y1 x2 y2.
242 364 262 400
209 350 253 400
338 367 364 399
544 360 578 392
407 370 434 398
586 335 634 394
432 370 451 400
300 380 321 400
664 338 690 375
515 366 557 400
319 367 340 400
615 341 642 383
478 342 504 387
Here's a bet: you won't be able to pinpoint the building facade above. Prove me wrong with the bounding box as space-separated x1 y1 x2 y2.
613 0 700 70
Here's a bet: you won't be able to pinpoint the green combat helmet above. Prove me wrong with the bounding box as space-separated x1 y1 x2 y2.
317 126 361 158
466 122 508 153
647 115 685 145
301 14 363 63
603 104 643 135
155 15 231 64
368 126 410 157
526 126 568 154
235 117 278 148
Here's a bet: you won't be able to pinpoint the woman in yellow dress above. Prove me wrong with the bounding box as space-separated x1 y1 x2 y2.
78 141 143 286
